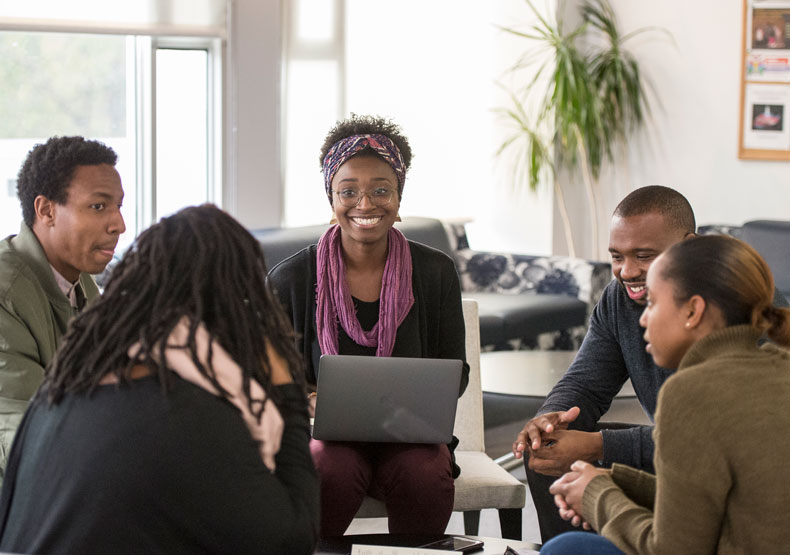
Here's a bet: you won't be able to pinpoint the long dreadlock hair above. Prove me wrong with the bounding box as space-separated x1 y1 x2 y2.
43 204 306 416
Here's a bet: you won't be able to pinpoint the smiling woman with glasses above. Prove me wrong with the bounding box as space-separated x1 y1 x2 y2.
267 114 470 537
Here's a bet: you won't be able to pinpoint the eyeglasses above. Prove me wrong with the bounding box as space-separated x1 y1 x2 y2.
332 187 396 208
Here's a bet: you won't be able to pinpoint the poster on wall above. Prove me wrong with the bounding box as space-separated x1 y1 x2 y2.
746 52 790 81
742 83 790 150
751 8 790 49
740 0 790 160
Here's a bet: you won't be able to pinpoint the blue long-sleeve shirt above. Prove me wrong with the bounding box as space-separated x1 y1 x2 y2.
537 280 672 472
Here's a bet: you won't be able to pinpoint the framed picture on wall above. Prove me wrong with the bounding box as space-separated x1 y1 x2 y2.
743 83 790 150
746 52 790 81
751 7 790 49
740 0 790 160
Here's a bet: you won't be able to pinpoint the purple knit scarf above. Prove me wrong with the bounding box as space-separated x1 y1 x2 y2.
315 225 414 357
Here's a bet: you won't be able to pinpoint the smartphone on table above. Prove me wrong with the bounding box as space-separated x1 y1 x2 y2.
418 536 484 553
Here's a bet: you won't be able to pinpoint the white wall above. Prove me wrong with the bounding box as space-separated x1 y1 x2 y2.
236 0 557 254
225 0 283 230
342 0 555 255
555 0 790 258
229 1 790 254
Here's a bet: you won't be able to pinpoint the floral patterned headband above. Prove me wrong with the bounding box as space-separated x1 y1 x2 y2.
321 133 406 203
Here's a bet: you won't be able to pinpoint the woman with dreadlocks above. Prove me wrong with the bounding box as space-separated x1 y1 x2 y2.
0 204 318 554
268 114 469 536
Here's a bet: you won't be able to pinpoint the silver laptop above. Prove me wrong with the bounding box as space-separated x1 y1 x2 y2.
312 354 463 444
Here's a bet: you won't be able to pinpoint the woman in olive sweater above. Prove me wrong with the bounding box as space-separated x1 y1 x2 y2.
542 234 790 555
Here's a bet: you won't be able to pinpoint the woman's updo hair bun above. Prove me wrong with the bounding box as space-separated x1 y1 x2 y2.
660 235 790 347
755 304 790 347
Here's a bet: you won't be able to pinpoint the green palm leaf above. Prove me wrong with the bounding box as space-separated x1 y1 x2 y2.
495 0 668 257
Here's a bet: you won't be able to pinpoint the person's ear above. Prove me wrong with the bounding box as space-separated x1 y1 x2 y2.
684 295 707 329
34 195 56 227
683 231 696 240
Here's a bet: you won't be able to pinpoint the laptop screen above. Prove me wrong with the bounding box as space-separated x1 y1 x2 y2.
312 354 463 444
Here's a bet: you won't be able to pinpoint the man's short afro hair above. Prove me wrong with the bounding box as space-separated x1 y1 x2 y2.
17 136 117 227
613 185 696 234
319 114 412 172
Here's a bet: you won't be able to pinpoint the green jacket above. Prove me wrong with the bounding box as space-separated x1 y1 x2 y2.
0 224 99 478
582 326 790 554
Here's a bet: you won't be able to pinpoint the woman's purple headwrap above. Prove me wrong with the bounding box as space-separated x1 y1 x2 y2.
321 134 406 204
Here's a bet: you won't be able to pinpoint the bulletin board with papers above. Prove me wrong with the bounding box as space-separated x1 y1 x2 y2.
739 0 790 160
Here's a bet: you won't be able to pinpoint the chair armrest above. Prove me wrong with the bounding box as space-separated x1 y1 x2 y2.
454 248 611 318
443 221 471 251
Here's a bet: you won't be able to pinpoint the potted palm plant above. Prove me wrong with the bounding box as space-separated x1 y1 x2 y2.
498 0 664 259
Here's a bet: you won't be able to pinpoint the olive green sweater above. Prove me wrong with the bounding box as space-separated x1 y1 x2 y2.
0 224 99 477
582 325 790 554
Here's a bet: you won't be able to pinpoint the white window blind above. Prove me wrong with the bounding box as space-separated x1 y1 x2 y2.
0 0 227 37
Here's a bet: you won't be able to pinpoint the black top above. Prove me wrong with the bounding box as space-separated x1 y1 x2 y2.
267 241 469 395
0 378 318 555
338 297 380 354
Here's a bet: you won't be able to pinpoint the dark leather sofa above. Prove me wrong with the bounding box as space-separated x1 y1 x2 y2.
742 220 790 300
700 219 790 300
252 217 611 351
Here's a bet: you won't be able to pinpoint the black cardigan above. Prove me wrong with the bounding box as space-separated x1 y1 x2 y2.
267 240 469 395
268 241 470 477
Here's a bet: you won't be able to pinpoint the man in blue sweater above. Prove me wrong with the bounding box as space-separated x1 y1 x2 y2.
512 185 696 541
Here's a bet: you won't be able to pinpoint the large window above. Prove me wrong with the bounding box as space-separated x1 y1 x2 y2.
0 31 221 253
0 32 133 243
155 46 216 223
282 0 344 227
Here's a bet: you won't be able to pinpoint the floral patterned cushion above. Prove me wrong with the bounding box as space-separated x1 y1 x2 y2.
447 224 611 351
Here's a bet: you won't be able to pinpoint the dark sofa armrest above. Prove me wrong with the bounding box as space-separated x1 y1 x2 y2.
697 224 743 239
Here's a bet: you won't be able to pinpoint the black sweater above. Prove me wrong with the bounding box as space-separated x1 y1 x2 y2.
0 379 318 554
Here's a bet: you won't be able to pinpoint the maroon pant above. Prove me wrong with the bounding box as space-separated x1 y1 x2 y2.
310 439 455 536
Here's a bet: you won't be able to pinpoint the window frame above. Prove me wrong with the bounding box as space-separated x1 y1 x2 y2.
135 35 224 234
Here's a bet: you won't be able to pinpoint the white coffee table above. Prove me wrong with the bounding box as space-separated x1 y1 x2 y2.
317 534 540 554
481 350 637 470
480 350 635 398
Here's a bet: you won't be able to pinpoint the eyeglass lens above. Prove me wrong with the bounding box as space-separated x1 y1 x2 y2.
334 188 394 207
